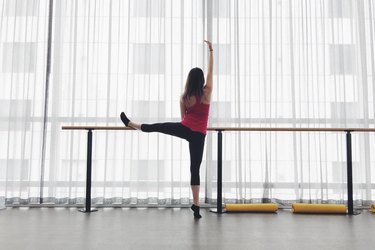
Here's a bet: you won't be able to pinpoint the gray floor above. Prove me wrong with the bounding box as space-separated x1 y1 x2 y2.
0 207 374 250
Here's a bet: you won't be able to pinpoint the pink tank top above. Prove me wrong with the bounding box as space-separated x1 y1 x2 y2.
181 96 210 134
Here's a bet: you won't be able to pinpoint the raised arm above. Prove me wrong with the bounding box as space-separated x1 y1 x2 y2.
203 40 213 101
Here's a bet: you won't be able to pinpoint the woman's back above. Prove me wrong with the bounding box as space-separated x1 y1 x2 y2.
181 95 210 134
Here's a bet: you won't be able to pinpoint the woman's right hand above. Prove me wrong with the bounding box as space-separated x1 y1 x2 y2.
204 40 213 51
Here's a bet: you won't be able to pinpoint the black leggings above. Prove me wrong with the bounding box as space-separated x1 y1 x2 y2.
141 122 206 185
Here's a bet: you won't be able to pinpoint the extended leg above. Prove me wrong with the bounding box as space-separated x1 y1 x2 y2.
141 122 190 140
121 112 184 134
120 112 142 130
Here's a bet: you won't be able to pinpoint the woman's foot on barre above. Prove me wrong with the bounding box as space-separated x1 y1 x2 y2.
191 204 202 219
120 112 130 127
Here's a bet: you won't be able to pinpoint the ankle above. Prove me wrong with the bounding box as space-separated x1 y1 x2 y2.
191 204 202 219
191 204 200 213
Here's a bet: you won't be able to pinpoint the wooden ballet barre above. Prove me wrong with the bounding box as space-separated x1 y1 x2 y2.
62 126 375 132
62 125 375 214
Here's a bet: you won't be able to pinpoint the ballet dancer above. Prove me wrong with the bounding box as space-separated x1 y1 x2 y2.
120 40 213 219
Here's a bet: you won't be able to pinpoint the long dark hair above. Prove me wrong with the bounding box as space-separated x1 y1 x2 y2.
182 67 205 103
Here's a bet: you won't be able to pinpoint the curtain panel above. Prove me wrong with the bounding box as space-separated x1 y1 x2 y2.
1 0 374 207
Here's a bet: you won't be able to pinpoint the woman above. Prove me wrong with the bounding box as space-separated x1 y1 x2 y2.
120 40 213 219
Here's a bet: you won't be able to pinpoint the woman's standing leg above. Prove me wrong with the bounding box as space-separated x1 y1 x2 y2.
189 133 206 219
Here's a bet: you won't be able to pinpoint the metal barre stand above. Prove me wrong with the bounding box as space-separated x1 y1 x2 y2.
209 129 361 215
78 129 97 213
61 126 371 215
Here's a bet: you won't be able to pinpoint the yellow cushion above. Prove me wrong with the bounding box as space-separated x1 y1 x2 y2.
225 203 278 213
292 203 347 214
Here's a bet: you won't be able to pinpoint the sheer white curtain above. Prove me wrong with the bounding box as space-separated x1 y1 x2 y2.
44 0 205 205
0 0 49 206
207 0 375 206
1 0 374 207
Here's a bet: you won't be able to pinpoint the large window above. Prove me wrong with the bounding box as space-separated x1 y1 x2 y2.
1 0 374 206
